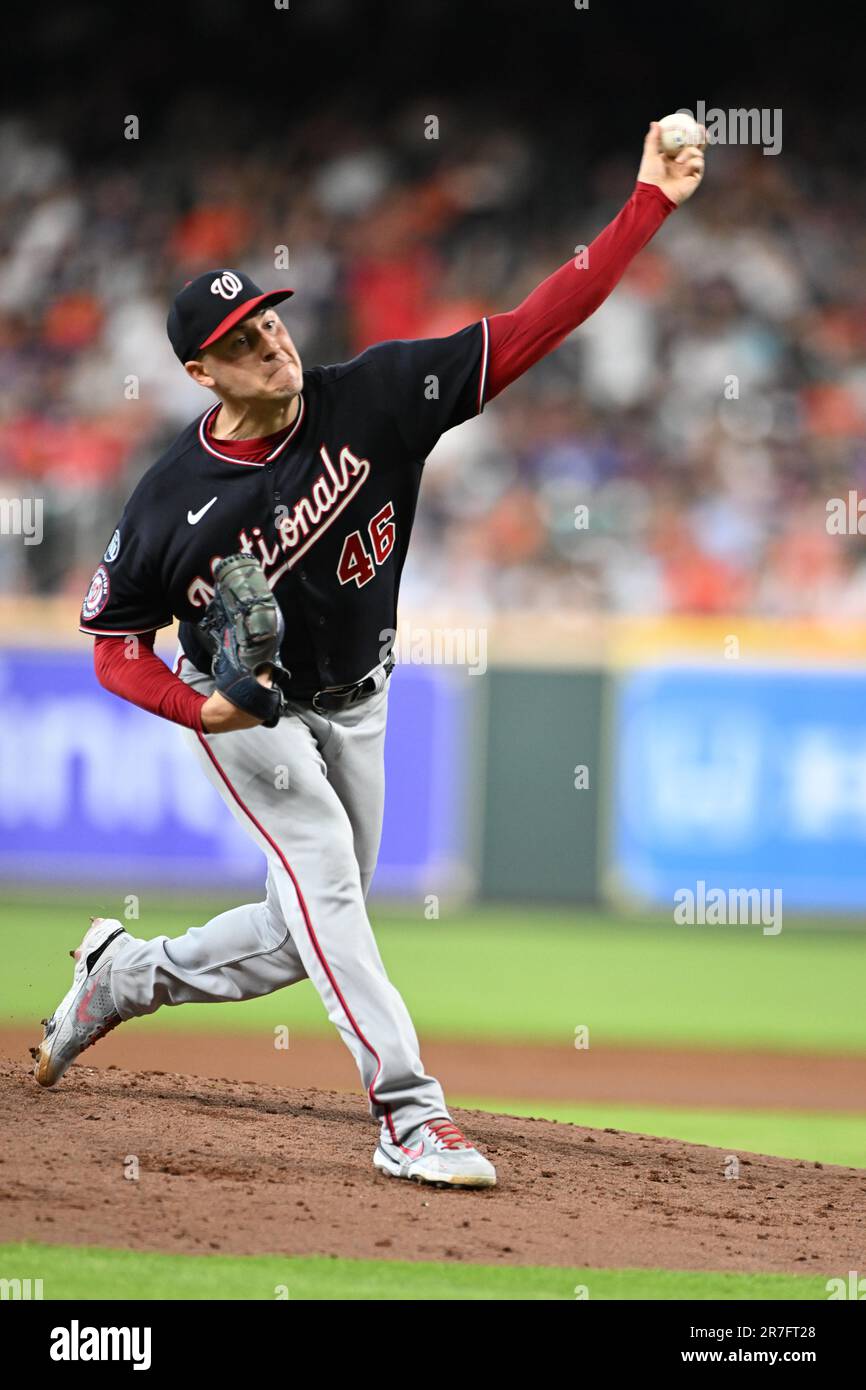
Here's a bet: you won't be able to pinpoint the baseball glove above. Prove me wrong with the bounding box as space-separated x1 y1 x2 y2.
198 553 289 728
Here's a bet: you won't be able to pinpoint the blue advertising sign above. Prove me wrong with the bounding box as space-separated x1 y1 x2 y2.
612 666 866 911
0 649 467 894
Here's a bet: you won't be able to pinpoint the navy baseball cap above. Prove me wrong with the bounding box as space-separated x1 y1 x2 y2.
167 269 294 363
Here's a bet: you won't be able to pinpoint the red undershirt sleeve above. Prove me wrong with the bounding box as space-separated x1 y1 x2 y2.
94 631 206 732
484 180 677 402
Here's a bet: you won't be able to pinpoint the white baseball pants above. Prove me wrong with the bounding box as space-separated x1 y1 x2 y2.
108 655 450 1145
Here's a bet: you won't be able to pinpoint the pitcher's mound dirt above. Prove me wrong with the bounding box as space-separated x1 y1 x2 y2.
0 1059 862 1273
4 1027 863 1111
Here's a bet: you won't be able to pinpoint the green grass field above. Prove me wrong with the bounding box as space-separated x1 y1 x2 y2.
4 895 866 1052
2 896 862 1299
0 1243 833 1301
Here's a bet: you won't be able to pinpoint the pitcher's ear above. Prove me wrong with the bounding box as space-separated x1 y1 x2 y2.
184 359 214 389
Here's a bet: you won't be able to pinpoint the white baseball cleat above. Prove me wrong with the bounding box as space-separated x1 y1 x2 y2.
374 1117 497 1187
32 917 129 1088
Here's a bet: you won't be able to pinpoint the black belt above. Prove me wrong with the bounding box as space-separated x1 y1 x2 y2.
179 621 393 713
304 654 395 712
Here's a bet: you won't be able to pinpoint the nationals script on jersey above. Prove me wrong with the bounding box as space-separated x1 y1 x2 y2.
79 324 490 693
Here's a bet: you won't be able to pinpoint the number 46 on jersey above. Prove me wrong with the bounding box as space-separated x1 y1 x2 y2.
337 502 396 588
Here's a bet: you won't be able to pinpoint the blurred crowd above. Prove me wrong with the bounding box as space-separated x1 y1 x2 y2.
3 103 866 617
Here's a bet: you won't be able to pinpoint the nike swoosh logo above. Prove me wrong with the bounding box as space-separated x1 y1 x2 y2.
188 497 218 525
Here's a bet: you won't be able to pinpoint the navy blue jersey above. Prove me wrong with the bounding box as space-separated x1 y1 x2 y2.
80 323 490 693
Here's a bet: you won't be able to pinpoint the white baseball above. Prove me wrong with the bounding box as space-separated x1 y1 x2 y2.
658 113 704 155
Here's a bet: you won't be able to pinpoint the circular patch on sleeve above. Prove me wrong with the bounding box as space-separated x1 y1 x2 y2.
104 528 121 563
82 565 111 621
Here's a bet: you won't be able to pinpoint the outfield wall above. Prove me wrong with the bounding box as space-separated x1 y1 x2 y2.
0 644 474 896
3 604 866 912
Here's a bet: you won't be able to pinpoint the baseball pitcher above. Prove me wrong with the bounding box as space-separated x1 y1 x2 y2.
33 125 704 1187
